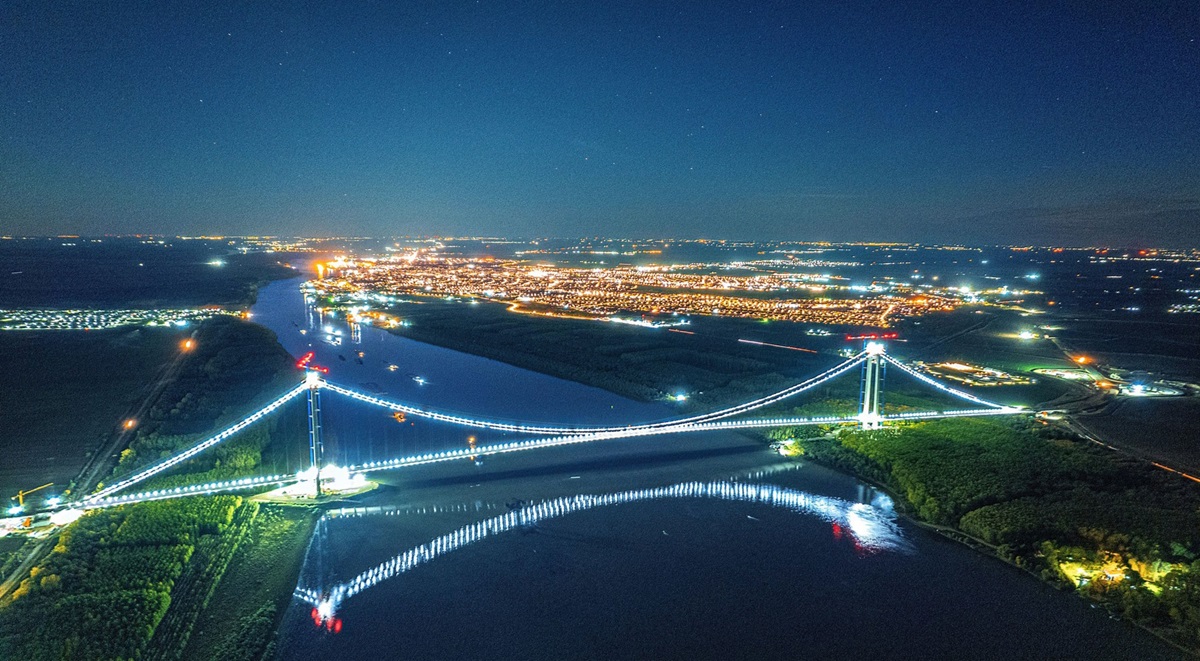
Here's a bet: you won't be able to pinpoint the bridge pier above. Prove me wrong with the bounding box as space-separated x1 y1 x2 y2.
859 342 886 429
306 370 325 497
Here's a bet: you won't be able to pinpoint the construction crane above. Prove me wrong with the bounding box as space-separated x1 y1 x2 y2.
11 483 53 508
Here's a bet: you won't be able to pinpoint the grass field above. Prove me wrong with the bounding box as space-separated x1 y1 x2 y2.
0 328 188 501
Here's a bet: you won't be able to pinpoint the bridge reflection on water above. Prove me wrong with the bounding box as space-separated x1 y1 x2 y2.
294 477 908 625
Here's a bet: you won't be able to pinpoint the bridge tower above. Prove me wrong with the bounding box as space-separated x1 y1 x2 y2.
858 342 886 429
305 370 325 497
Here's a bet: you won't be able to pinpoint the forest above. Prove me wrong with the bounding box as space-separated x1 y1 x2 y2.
0 497 246 660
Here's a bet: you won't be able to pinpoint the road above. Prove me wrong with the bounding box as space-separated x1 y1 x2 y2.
0 537 51 599
1060 415 1200 485
71 331 195 497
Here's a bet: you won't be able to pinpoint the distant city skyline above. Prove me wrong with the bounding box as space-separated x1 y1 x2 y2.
2 1 1198 246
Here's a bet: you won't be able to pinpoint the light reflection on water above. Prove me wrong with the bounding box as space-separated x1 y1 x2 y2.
252 277 672 426
295 479 906 622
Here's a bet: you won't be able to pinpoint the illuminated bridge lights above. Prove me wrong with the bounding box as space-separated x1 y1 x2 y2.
298 480 908 620
341 408 1018 477
68 344 1023 509
323 350 870 436
85 383 309 503
881 354 1021 411
305 368 324 387
84 474 294 509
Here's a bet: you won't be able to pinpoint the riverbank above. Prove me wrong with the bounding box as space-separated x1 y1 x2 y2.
832 466 1199 658
779 416 1200 655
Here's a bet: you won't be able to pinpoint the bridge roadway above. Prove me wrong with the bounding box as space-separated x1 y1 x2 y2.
82 353 873 504
70 346 1022 511
80 407 1019 510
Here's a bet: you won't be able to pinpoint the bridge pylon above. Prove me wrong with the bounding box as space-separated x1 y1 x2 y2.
858 342 886 429
306 369 325 497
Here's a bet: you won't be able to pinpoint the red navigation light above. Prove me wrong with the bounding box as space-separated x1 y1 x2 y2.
311 607 343 633
312 365 329 374
296 351 315 369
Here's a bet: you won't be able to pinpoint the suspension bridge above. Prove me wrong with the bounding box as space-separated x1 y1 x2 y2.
54 341 1022 512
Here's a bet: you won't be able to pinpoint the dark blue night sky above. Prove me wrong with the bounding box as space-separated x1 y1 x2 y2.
2 1 1198 245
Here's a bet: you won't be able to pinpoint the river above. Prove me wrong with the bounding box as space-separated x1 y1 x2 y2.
251 277 1183 659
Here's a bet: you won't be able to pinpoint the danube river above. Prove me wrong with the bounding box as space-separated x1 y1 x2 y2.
251 277 1183 659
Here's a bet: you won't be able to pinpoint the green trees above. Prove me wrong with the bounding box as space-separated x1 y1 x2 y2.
208 603 278 661
0 497 245 661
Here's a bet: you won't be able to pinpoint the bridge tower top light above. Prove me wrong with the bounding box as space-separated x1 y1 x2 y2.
305 369 324 388
864 341 886 356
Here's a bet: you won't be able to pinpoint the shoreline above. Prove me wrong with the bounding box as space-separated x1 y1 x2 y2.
793 444 1200 658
